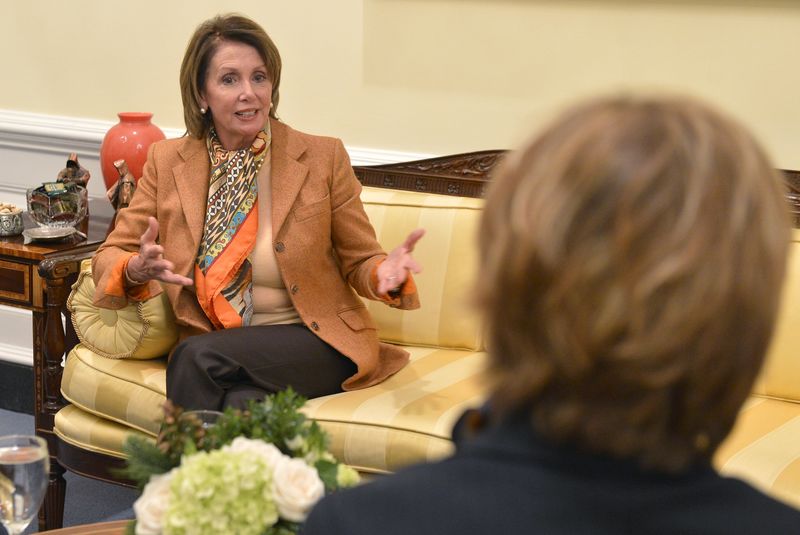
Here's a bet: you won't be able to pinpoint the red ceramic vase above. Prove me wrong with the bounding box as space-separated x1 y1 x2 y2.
100 112 166 190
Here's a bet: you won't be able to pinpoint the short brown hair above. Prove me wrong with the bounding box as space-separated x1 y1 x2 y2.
478 95 791 472
179 14 282 139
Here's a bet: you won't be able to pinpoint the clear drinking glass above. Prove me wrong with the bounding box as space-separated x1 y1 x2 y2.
180 410 224 430
0 435 49 535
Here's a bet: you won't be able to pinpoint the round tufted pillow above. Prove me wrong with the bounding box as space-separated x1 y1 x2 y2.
67 263 179 359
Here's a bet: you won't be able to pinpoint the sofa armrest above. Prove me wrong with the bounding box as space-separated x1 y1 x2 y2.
34 246 100 450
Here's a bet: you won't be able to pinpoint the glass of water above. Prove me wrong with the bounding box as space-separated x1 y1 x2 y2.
180 410 224 430
0 435 49 535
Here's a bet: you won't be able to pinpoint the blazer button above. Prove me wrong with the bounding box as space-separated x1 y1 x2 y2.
290 284 299 294
310 321 320 331
275 241 285 253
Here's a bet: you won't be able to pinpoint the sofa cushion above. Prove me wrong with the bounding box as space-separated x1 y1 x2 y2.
68 259 178 360
361 187 485 351
715 396 800 508
58 342 488 470
61 344 166 436
752 229 800 400
54 404 152 459
718 229 800 511
302 346 488 474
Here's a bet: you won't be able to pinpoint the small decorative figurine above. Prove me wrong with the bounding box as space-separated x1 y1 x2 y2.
56 153 91 188
107 159 137 211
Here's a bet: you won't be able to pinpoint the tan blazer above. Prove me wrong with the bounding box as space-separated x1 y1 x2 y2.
92 119 419 390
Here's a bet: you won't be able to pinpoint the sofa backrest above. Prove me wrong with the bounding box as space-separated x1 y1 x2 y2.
360 186 485 351
752 229 800 403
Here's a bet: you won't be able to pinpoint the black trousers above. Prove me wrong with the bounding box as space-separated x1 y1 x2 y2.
166 324 357 410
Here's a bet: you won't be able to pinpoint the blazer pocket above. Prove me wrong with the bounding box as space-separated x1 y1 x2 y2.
294 194 330 222
338 306 377 331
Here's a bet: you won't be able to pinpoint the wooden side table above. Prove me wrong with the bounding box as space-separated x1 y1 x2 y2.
0 209 108 313
0 199 114 531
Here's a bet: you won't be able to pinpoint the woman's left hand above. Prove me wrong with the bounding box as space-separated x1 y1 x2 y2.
377 228 426 294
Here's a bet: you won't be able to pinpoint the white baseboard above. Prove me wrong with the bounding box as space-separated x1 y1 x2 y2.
0 342 33 366
0 109 433 366
0 306 34 366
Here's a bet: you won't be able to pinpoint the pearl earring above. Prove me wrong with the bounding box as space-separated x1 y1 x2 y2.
200 107 207 114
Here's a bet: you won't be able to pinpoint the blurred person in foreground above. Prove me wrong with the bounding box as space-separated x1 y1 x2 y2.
91 14 423 411
302 95 800 534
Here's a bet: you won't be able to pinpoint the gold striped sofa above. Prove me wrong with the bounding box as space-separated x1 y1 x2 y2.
34 155 800 529
57 184 488 475
34 153 498 529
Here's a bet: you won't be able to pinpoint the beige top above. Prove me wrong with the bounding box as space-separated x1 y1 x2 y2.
250 157 302 326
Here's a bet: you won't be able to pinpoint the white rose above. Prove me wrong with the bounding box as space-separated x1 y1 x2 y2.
223 436 286 470
272 457 325 523
133 471 174 535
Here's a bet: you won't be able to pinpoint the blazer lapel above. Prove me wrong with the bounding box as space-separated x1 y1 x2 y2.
270 119 308 235
174 138 210 253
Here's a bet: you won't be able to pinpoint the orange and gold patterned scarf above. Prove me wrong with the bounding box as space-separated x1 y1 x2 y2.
195 126 271 329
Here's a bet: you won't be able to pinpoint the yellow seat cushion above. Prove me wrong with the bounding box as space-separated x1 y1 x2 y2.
752 230 800 400
303 346 488 474
54 404 153 459
61 344 166 436
717 230 800 509
59 342 487 474
715 396 800 508
68 260 178 360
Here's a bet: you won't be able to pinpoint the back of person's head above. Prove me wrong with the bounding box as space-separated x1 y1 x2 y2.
477 95 791 472
180 13 282 139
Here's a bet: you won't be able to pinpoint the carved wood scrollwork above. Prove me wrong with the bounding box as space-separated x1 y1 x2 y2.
781 170 800 229
354 150 506 199
356 158 800 226
390 151 505 177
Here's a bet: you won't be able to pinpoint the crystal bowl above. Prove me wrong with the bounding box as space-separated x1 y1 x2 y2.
0 208 24 236
26 185 87 228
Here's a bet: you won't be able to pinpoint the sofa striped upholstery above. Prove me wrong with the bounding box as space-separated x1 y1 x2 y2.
54 195 800 508
56 186 489 475
713 229 800 508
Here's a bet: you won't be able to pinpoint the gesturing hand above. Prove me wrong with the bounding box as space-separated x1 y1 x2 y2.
126 217 193 286
376 228 425 295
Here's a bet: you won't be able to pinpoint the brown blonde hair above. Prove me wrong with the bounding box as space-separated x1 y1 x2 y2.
478 95 791 472
179 14 282 139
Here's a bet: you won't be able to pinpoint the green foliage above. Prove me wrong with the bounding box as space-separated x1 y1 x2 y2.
315 459 339 492
209 387 327 457
121 435 173 489
123 388 357 534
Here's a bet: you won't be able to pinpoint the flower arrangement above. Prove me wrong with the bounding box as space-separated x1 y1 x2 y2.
123 388 359 535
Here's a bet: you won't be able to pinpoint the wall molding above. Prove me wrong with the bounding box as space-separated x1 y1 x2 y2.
0 109 433 167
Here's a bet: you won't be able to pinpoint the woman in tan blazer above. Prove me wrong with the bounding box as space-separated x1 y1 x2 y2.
92 14 422 410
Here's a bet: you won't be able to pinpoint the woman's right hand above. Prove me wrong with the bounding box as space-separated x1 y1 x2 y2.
125 217 194 286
